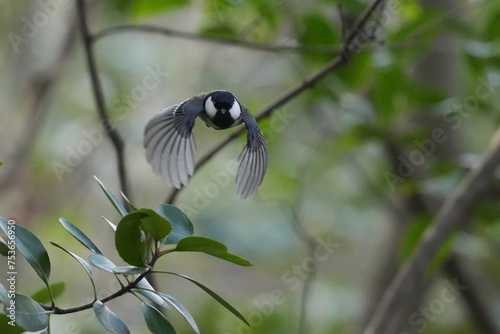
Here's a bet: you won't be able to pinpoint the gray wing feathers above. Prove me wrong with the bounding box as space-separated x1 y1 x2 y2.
236 114 268 199
144 98 201 188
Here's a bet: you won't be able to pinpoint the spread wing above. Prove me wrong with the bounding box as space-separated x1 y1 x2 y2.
236 106 268 198
144 94 205 188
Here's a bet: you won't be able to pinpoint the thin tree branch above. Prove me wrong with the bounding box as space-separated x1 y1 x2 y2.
94 24 341 55
165 0 387 204
363 126 500 334
41 254 159 314
76 0 130 199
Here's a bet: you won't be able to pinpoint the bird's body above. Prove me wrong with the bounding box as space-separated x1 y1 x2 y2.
144 90 268 198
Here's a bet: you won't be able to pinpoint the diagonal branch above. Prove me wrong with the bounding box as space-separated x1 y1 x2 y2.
363 126 500 334
165 0 387 203
76 0 130 199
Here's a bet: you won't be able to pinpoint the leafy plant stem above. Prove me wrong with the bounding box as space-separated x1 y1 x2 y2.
40 252 159 315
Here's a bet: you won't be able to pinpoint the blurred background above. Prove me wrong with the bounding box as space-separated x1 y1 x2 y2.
1 0 500 333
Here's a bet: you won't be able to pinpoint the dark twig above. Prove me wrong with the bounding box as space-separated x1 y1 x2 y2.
76 0 130 199
41 254 159 314
94 24 341 55
363 127 500 334
165 0 387 204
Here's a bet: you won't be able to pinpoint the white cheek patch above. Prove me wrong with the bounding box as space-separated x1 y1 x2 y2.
229 101 242 120
205 96 217 118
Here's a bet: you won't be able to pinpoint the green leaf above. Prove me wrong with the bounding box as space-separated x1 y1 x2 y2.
138 209 172 242
156 204 194 244
174 236 252 266
50 241 96 298
141 302 176 334
93 301 130 334
132 0 189 17
336 52 372 89
297 12 340 63
59 218 102 254
0 314 24 334
133 279 170 310
161 272 249 326
50 241 93 278
94 176 128 217
115 212 148 267
88 254 117 273
8 294 49 332
156 292 199 334
121 192 137 211
113 266 149 275
0 219 51 285
30 282 65 304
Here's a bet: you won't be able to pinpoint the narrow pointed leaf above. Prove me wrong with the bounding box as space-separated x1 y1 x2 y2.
134 279 170 310
0 314 24 334
103 217 117 231
94 176 128 217
30 282 66 304
121 192 137 211
59 218 102 254
162 272 249 326
8 294 49 331
93 301 130 334
156 204 194 244
0 219 51 284
50 241 94 292
113 266 149 275
141 302 176 334
115 212 148 267
88 254 117 273
138 209 172 242
157 292 199 334
174 236 252 266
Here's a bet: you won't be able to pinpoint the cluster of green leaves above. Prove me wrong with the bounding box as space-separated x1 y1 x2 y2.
0 177 251 334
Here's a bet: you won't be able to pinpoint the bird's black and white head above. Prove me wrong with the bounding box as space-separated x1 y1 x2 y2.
202 90 242 129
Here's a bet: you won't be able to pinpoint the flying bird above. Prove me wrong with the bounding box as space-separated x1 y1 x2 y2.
144 90 268 198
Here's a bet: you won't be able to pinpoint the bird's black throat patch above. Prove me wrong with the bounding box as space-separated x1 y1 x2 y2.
211 110 236 129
